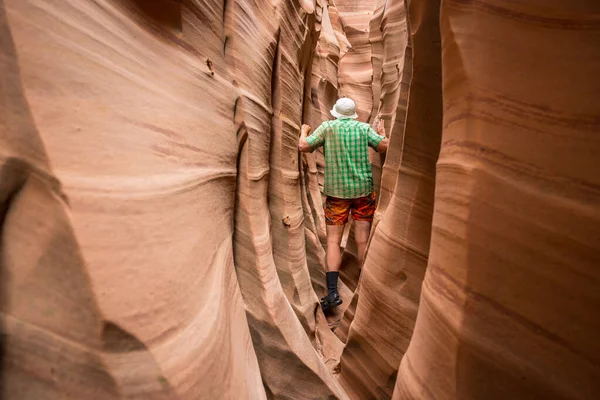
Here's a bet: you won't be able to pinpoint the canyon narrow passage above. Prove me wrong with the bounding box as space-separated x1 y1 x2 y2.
1 1 599 400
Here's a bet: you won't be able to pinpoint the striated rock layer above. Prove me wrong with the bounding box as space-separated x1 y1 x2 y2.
1 0 267 398
2 0 600 399
1 0 352 398
338 0 437 398
231 0 348 397
394 1 600 399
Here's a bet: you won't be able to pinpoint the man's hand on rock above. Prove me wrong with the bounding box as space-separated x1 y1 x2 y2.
298 124 312 153
377 119 385 136
301 124 312 137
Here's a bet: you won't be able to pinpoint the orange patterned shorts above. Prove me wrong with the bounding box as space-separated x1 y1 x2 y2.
325 191 377 225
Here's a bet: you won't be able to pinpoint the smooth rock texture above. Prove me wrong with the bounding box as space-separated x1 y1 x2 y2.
1 0 264 398
1 7 121 399
338 0 437 398
394 1 600 399
231 0 348 397
2 0 599 399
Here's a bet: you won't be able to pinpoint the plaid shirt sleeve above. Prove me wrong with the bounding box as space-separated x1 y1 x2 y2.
366 125 384 149
305 122 328 151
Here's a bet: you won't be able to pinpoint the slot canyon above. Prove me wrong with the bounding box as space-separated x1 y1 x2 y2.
1 0 599 399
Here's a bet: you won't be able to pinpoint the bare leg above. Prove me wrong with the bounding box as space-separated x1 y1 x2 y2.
354 220 371 265
326 224 345 272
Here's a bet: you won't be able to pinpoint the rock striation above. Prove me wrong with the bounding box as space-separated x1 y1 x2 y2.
1 0 599 399
394 1 600 399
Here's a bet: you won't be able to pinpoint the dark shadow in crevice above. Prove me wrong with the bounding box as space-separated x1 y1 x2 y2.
102 321 147 353
270 28 282 112
0 158 28 395
124 0 183 32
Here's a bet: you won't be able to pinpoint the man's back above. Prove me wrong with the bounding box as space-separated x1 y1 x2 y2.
298 97 388 311
306 118 383 199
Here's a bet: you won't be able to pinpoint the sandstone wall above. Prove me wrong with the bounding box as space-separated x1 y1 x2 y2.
338 0 438 398
0 0 337 398
2 0 599 399
231 0 348 397
394 1 600 399
329 2 412 342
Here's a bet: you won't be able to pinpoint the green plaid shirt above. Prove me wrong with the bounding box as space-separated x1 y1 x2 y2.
306 118 383 199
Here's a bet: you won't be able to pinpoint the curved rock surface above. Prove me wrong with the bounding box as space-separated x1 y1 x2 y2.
394 1 600 399
338 0 428 397
1 0 265 398
2 0 599 399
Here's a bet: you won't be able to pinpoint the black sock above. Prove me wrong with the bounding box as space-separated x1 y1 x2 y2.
326 271 339 300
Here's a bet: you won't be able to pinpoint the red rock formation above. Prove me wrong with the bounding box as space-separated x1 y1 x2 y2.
336 0 379 121
326 2 383 337
338 0 437 398
2 0 599 399
333 0 412 345
339 0 600 399
1 0 265 398
0 8 121 399
232 0 348 396
394 1 600 399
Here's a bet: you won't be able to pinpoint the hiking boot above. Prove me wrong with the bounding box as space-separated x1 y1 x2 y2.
320 294 342 311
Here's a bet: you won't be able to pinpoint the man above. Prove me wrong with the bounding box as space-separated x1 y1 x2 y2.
298 97 388 311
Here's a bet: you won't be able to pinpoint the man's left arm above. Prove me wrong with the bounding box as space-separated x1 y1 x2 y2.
368 119 389 153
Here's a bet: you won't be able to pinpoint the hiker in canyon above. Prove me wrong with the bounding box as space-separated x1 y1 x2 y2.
298 97 389 310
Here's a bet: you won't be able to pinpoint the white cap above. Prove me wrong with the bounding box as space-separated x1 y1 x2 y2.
330 97 358 119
